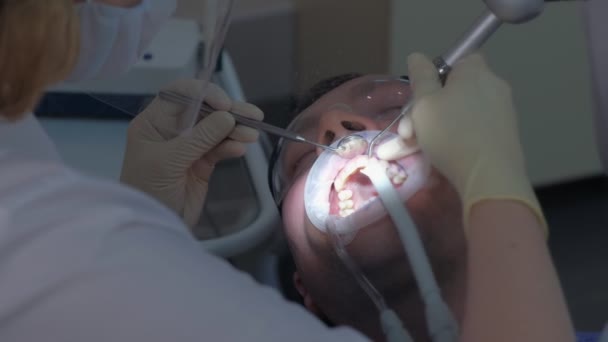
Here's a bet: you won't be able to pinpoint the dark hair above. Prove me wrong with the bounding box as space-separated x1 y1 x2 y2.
290 73 364 122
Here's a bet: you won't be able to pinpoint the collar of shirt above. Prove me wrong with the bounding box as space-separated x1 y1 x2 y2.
0 113 62 162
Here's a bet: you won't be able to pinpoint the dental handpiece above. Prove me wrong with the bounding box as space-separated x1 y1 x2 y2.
366 0 547 157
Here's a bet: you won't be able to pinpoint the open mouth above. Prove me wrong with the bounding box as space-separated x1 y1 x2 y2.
303 131 430 234
329 156 408 217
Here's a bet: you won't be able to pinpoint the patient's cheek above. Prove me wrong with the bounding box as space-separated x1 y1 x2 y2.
406 171 449 209
282 177 307 235
423 172 441 190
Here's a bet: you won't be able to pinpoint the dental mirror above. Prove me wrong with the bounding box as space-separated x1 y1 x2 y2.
336 134 369 159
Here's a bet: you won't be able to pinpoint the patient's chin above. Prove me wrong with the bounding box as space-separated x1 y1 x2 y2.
340 214 409 263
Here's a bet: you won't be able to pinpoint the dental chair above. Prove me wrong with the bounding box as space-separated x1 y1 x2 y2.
35 17 284 291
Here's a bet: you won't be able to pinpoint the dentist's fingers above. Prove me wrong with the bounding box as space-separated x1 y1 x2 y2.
228 101 264 142
408 53 442 101
376 137 420 161
229 126 259 143
231 101 264 121
397 115 414 140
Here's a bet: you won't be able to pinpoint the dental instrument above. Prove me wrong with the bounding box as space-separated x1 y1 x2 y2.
335 134 369 159
366 0 548 157
158 90 340 153
362 160 459 342
326 219 414 342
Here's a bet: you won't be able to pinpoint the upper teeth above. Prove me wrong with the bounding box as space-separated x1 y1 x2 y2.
333 156 370 191
338 189 353 201
334 158 408 217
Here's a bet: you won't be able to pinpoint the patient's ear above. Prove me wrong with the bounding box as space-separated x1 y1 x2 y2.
293 271 322 316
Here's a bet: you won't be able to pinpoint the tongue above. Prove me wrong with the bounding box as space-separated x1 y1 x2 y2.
329 171 378 216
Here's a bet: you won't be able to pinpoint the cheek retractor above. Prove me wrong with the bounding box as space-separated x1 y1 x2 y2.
304 131 431 239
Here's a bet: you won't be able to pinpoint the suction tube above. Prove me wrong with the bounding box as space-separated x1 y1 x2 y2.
363 160 459 342
326 217 414 342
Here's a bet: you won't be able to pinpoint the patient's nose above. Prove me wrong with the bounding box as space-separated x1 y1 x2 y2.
316 110 380 147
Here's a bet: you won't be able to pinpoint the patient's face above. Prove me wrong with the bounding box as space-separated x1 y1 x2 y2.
274 75 465 330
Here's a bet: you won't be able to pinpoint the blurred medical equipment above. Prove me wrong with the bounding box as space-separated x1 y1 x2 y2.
585 1 608 336
69 0 177 82
158 90 340 153
180 0 235 133
584 0 608 175
41 18 202 117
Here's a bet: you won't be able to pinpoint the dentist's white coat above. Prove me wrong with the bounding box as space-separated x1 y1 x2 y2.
0 117 368 342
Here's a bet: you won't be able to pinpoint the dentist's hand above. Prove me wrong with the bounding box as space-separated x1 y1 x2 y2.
399 53 546 233
121 80 263 228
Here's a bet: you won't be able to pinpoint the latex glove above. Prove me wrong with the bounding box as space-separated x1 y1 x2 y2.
386 53 546 233
121 80 263 227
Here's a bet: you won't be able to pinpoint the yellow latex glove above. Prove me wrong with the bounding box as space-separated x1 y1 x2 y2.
386 53 546 233
121 80 263 227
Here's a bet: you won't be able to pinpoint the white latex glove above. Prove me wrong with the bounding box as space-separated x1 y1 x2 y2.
121 80 263 227
383 53 546 233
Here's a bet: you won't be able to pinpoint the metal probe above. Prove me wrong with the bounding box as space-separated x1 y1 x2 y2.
158 90 340 153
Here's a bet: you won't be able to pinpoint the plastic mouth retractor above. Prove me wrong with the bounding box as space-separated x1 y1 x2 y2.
304 131 431 239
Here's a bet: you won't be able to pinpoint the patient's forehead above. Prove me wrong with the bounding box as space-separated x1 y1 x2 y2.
306 74 401 110
292 74 411 131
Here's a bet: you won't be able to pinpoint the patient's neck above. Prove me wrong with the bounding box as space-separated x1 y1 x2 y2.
393 258 467 342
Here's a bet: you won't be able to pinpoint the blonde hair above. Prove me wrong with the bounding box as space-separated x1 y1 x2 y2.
0 0 79 120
